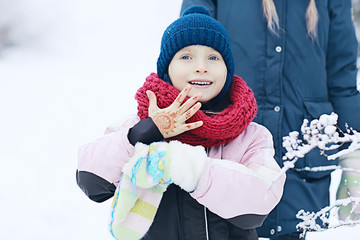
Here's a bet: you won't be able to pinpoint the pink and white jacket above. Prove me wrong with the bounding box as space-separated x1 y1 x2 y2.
77 114 285 221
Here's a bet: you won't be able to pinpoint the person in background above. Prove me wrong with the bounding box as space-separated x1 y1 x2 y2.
180 0 360 239
76 6 286 240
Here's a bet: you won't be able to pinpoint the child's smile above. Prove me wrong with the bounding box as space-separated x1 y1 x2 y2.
188 79 213 87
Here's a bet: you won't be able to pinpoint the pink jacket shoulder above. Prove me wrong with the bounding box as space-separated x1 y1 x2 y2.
77 115 139 186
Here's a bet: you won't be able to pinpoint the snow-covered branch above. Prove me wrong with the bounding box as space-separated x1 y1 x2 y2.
272 112 360 181
296 197 360 239
273 112 360 236
282 112 360 163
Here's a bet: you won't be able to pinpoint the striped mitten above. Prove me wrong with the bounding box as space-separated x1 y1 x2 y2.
109 142 171 240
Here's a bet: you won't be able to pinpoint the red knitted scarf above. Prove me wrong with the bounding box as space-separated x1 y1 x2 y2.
135 73 257 148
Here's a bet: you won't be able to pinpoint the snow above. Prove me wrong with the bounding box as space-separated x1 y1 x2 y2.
0 1 359 239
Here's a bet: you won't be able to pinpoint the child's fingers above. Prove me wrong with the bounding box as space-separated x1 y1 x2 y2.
178 102 202 123
173 84 192 107
178 92 202 116
182 121 203 132
146 90 158 116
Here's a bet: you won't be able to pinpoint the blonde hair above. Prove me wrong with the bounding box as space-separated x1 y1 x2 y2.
262 0 318 39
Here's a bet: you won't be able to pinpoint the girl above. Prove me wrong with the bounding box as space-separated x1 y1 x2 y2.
77 6 286 240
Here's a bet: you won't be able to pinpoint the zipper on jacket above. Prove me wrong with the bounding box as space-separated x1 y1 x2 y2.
204 206 209 240
204 147 210 240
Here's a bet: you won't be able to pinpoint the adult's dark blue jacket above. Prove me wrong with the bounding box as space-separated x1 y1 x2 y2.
181 0 360 238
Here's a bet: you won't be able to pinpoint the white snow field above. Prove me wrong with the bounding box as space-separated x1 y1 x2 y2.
0 1 359 239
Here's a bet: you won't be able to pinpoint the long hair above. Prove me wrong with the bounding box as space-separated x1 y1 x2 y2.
262 0 318 39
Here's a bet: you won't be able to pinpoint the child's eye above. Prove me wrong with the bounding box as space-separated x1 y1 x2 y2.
181 55 191 60
209 55 219 60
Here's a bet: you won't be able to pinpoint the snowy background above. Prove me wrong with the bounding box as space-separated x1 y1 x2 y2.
0 1 359 239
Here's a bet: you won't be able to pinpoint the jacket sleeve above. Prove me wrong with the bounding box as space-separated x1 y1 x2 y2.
128 117 164 145
77 115 163 202
181 0 217 17
327 0 360 131
189 123 286 226
76 116 138 202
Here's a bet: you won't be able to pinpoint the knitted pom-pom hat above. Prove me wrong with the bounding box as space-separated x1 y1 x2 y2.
156 5 235 106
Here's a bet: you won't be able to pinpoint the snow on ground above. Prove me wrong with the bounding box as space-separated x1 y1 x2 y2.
0 1 359 239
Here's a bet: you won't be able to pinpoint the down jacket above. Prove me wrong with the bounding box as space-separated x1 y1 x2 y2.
181 0 360 238
77 115 286 239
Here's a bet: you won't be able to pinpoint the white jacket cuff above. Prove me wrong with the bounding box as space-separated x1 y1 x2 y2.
169 140 207 192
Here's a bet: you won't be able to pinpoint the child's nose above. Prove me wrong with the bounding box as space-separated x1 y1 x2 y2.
195 60 208 74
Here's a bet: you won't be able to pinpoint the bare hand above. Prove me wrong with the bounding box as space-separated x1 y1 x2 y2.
147 85 203 138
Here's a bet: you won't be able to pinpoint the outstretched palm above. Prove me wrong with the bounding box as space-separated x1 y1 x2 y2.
147 84 203 139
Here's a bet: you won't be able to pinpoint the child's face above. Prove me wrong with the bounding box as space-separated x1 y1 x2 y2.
168 45 227 103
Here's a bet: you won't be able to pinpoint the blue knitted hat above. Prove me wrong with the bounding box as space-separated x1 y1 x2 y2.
156 6 234 105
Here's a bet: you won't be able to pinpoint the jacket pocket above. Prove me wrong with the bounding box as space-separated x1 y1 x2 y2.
294 101 338 180
304 101 333 119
